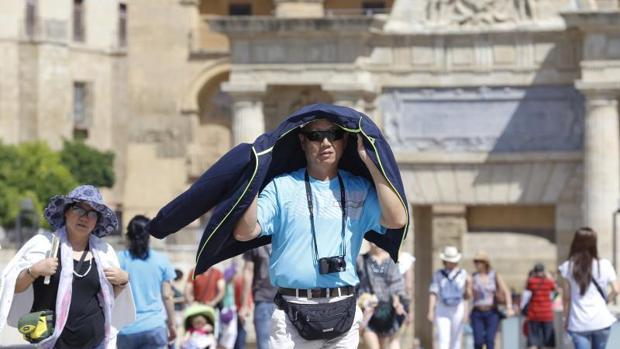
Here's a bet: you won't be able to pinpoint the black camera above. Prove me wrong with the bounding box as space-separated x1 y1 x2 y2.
318 256 346 274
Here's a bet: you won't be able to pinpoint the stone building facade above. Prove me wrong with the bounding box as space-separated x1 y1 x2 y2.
0 0 129 200
206 1 620 346
1 0 620 347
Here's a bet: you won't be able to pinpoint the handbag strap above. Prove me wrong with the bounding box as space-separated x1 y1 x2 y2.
441 268 461 282
591 277 607 302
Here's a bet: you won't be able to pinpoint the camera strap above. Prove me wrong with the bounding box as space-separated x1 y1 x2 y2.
304 170 347 262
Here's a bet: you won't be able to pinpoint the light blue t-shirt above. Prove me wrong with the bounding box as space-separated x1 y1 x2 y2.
117 249 176 335
258 168 386 289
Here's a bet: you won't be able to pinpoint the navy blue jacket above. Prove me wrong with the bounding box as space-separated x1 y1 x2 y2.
147 103 410 274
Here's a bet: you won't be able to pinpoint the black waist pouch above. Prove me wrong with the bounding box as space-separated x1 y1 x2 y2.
274 292 357 340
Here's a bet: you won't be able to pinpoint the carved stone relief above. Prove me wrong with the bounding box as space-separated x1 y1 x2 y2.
426 0 536 25
380 86 584 152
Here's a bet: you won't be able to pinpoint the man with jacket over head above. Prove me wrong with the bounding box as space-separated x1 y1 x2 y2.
233 118 407 349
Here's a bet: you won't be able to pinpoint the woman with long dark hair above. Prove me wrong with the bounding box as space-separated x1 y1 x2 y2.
559 227 620 349
117 215 178 349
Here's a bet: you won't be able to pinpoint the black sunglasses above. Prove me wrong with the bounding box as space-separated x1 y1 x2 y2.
70 205 101 220
301 129 346 142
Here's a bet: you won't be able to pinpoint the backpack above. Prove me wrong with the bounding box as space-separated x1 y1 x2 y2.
439 269 463 306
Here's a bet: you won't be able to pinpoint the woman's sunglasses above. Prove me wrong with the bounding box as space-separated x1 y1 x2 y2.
70 205 100 220
301 129 346 142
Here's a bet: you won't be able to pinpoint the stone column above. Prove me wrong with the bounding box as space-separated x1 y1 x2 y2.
222 83 266 145
414 204 467 349
273 0 324 18
579 87 620 259
413 206 433 349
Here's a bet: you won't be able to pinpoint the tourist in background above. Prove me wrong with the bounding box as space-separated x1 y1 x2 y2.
559 227 619 349
173 268 187 313
397 250 415 326
171 268 187 349
524 263 556 349
218 261 238 349
185 266 224 307
357 243 409 349
233 263 252 349
469 251 513 349
117 215 177 349
239 245 277 349
428 246 471 349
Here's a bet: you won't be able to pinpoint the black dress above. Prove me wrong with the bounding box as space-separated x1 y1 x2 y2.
31 251 105 349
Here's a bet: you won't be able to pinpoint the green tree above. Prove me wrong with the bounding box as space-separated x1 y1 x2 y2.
0 142 77 228
60 139 115 188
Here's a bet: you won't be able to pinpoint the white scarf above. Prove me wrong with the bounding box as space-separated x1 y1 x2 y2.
0 228 135 348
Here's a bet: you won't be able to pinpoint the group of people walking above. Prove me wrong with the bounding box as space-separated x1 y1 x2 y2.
428 227 620 349
1 105 619 349
427 247 513 349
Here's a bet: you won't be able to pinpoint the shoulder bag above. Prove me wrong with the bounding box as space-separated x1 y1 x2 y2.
363 255 396 334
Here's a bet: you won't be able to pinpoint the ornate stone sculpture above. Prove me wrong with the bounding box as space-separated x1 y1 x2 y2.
427 0 536 25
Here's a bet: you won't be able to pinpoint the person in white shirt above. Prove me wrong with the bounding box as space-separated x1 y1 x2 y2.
559 227 620 349
427 246 472 349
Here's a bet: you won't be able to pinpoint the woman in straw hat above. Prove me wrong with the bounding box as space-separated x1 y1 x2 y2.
427 246 471 349
0 184 135 349
469 250 513 349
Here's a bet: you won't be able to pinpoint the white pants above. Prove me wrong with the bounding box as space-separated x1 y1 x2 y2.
270 295 362 349
434 303 465 349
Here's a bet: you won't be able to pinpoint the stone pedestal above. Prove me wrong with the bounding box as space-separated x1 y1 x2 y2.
579 87 620 259
274 0 324 18
222 83 266 145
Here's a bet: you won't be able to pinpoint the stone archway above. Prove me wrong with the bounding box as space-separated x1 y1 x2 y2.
184 60 233 180
181 58 231 114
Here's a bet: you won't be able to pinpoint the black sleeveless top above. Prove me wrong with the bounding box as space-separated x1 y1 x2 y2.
31 251 105 348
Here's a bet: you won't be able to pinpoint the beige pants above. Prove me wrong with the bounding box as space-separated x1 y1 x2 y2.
269 295 362 349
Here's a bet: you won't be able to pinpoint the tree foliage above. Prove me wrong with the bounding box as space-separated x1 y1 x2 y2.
0 140 116 229
60 139 115 188
0 142 76 227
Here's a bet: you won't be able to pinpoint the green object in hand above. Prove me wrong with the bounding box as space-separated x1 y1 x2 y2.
18 310 54 343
